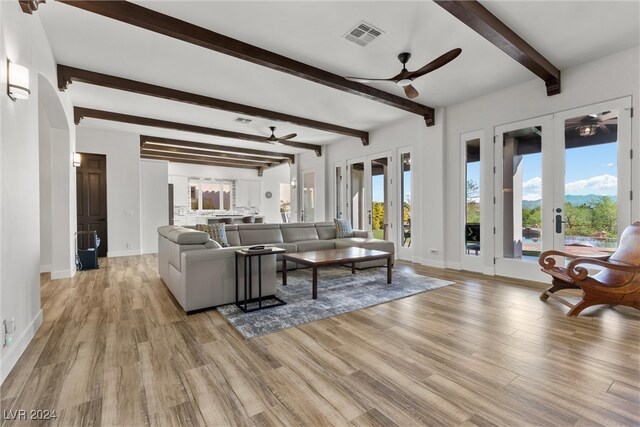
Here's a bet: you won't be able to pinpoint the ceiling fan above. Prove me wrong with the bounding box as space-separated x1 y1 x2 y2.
565 112 617 137
261 126 297 144
345 48 462 99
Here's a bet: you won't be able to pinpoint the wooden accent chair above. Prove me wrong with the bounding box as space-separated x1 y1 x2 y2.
538 221 640 316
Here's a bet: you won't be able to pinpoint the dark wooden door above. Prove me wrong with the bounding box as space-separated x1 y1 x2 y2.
76 153 108 257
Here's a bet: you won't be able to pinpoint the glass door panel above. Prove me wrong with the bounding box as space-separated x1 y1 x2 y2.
554 98 632 260
464 138 481 256
370 157 389 240
502 126 543 260
349 161 365 230
401 152 411 248
335 163 344 219
302 171 315 222
494 115 553 281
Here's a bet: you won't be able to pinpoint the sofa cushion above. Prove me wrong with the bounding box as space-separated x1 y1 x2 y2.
196 223 230 247
225 225 241 247
206 240 222 249
334 218 354 238
238 224 284 246
280 223 319 243
316 222 337 240
163 227 210 245
295 240 336 253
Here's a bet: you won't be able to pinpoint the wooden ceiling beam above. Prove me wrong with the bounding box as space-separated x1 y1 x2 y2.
140 149 273 167
55 0 435 125
140 135 294 163
141 145 281 164
434 0 560 95
74 107 322 156
141 153 261 172
57 64 369 144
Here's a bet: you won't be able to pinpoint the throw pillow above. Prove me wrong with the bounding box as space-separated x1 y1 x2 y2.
196 223 230 247
334 218 354 238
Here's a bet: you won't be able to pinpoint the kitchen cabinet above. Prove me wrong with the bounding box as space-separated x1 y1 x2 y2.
235 180 261 207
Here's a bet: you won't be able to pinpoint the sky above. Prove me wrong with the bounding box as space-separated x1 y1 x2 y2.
372 171 411 203
522 142 617 200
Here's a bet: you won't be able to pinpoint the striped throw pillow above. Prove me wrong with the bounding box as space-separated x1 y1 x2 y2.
196 223 230 247
334 218 354 238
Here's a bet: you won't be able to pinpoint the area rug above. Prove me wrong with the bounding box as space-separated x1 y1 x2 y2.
217 266 454 339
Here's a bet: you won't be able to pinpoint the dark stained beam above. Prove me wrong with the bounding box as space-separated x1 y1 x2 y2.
140 150 273 168
141 153 260 172
55 1 435 125
141 145 281 164
140 135 294 164
434 0 561 96
18 0 45 14
74 107 322 156
57 64 369 144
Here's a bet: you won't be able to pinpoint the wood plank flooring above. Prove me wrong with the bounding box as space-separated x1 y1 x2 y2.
1 255 639 426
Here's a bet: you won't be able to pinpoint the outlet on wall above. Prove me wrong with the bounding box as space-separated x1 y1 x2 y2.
430 248 439 254
126 243 132 249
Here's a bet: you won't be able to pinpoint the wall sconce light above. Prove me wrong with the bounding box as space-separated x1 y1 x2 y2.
73 152 81 167
7 60 30 101
290 179 297 189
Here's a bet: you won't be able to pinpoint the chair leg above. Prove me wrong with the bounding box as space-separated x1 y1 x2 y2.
567 299 594 316
540 279 580 301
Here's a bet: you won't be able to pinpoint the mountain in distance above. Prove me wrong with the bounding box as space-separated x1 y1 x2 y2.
523 194 617 209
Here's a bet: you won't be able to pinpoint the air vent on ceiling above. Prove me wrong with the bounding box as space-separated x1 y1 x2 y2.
343 21 384 47
234 117 252 124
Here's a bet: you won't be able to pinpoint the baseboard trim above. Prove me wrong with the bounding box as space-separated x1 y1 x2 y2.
0 309 43 385
108 250 141 258
483 267 495 276
412 256 423 264
422 259 446 269
51 269 74 280
140 249 158 255
39 264 52 273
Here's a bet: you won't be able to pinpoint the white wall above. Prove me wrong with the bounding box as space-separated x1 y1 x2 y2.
140 160 169 253
76 127 141 257
260 164 290 224
38 103 52 272
443 47 640 274
1 2 76 384
293 151 327 223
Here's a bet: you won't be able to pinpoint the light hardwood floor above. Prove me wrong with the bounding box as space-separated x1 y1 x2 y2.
1 255 639 426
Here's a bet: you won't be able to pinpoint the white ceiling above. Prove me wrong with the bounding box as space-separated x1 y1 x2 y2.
37 1 640 154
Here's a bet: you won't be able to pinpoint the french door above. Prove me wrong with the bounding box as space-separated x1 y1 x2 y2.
397 147 413 261
494 98 632 281
347 152 393 240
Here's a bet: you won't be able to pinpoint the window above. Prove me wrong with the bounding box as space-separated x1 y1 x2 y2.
189 178 234 211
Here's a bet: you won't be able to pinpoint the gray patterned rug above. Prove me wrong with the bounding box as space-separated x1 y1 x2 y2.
217 266 454 339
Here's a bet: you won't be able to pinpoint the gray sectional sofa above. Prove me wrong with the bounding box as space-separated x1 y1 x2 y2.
157 222 395 313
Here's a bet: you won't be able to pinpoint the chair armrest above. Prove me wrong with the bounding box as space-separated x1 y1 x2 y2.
567 258 640 281
538 249 610 271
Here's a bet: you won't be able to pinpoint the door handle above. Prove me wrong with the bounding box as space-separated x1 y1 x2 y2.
555 214 566 234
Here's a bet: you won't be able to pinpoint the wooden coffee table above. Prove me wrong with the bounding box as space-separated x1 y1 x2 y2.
282 247 393 299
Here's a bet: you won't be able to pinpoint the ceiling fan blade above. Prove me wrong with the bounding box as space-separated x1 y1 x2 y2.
408 48 462 79
277 133 297 141
403 84 419 99
345 76 396 84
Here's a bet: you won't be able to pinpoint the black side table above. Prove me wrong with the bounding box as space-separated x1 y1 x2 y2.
235 247 287 313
